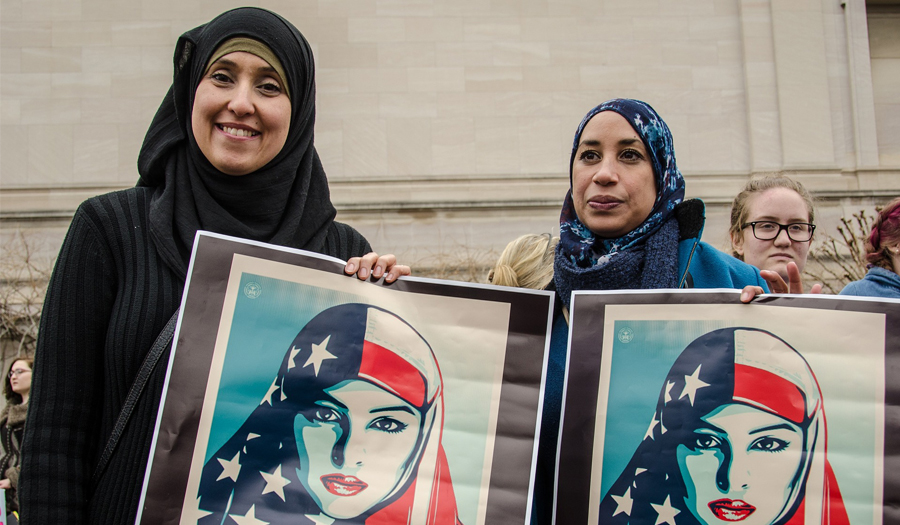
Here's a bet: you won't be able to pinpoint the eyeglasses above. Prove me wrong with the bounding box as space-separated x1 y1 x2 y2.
742 221 815 242
8 369 30 378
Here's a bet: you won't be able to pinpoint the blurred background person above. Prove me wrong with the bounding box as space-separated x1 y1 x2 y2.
487 233 558 290
0 357 32 518
840 196 900 298
729 175 822 293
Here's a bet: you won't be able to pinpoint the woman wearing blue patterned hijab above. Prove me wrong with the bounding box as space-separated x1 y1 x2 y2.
533 99 768 524
553 98 686 305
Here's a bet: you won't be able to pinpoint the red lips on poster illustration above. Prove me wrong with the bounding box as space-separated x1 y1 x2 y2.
708 499 755 521
321 474 369 497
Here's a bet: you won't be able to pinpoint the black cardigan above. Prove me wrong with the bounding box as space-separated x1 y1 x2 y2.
19 187 371 524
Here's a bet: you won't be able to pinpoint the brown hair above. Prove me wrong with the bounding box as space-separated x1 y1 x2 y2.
488 234 559 290
865 197 900 271
4 357 33 404
729 175 816 259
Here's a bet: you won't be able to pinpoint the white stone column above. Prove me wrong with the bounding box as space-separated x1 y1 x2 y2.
843 0 881 169
770 0 837 169
739 0 784 173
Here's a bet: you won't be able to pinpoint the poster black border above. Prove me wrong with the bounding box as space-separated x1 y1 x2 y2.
554 290 900 525
138 232 554 525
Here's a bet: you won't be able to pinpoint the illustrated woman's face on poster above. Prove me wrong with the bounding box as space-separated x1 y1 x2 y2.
676 403 804 524
294 379 423 519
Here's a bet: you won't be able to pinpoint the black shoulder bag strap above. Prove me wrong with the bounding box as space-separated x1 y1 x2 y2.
90 309 179 488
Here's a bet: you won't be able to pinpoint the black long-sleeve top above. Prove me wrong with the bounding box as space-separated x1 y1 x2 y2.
19 187 371 524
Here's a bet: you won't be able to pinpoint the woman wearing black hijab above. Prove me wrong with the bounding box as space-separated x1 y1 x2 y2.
19 8 408 524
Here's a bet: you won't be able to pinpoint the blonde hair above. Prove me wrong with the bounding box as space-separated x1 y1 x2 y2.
729 175 816 259
488 234 559 289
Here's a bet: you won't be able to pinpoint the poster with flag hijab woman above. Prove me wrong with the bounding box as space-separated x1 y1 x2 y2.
554 290 899 525
135 232 554 525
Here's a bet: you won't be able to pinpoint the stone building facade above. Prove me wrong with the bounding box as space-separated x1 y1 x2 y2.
1 0 898 278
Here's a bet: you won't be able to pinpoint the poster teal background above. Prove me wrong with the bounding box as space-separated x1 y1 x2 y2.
199 271 506 525
595 316 881 524
598 319 729 499
205 273 363 460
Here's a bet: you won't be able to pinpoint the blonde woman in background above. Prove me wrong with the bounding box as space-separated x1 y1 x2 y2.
729 175 822 294
488 233 559 290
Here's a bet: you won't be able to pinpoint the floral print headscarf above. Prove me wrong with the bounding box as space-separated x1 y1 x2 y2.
559 99 686 267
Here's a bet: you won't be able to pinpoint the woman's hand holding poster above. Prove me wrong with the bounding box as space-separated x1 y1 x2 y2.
556 290 899 525
136 232 554 525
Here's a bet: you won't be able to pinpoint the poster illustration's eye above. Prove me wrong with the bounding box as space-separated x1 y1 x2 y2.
368 416 408 434
750 436 790 453
313 407 341 423
690 434 722 451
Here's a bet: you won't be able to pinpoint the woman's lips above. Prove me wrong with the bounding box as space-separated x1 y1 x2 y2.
216 124 260 138
708 499 756 521
588 196 623 211
320 474 368 497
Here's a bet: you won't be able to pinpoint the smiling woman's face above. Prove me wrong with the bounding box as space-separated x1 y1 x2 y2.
191 51 291 176
294 379 422 520
676 403 804 525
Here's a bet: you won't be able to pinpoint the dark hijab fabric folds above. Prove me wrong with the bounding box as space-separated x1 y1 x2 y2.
554 99 686 305
137 7 336 276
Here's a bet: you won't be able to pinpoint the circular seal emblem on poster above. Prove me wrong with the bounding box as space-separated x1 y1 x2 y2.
617 326 634 344
243 281 262 299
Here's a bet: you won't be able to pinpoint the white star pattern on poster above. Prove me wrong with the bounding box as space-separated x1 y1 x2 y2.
216 451 241 482
611 486 633 516
664 380 675 403
288 345 301 370
651 495 680 525
679 364 708 406
633 467 647 489
304 335 336 376
261 378 279 406
644 415 659 441
183 497 212 521
260 464 290 501
229 504 269 525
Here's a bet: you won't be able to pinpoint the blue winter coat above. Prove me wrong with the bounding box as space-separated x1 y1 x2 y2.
839 266 900 299
532 199 767 523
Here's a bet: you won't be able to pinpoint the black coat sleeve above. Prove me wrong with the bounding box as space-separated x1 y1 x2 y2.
20 204 117 524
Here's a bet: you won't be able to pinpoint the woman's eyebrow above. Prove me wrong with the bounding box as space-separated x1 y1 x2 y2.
211 58 237 69
577 138 642 149
210 58 278 75
370 405 415 415
750 215 809 223
750 423 798 435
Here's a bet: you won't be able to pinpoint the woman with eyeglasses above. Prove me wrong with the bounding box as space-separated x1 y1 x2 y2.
729 176 823 293
0 358 32 516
